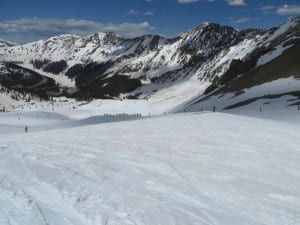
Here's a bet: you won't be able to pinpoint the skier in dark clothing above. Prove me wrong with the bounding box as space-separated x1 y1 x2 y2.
25 126 28 132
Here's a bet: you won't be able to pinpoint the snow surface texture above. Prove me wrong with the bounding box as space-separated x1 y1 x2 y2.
0 100 300 225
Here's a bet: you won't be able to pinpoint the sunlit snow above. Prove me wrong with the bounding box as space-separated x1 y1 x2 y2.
0 99 299 225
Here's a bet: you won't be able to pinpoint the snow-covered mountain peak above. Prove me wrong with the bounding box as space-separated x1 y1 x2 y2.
0 17 299 106
182 23 237 38
0 39 17 48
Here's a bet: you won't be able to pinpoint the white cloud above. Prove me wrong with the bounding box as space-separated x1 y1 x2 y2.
177 0 199 3
227 0 246 6
128 9 139 15
229 17 250 23
177 0 214 3
143 12 155 16
0 18 155 43
260 5 276 11
128 9 155 16
277 5 300 16
260 4 300 16
260 5 276 14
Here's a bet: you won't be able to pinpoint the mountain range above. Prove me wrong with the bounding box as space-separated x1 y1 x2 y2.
0 16 299 111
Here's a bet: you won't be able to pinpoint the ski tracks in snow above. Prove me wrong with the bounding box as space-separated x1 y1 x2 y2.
1 112 300 225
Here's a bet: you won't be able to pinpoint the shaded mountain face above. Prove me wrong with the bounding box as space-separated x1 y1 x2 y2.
0 62 60 99
0 17 299 109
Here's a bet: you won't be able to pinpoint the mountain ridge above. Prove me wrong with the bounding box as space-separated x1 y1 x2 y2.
0 17 300 111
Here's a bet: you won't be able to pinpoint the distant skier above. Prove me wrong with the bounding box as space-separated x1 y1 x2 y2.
213 106 216 112
25 126 28 133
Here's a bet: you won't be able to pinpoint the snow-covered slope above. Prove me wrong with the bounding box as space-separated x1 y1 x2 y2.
0 88 25 111
0 63 34 111
0 105 299 225
182 76 300 112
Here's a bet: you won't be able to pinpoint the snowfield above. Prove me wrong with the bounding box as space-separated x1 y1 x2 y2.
0 100 300 225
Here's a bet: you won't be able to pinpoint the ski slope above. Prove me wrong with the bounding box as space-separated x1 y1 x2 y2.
0 102 300 225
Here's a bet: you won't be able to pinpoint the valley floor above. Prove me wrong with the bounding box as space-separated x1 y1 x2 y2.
0 101 299 225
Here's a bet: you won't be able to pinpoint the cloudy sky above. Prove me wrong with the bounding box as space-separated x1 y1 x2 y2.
0 0 299 43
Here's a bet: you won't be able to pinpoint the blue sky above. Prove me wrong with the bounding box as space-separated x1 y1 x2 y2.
0 0 300 43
